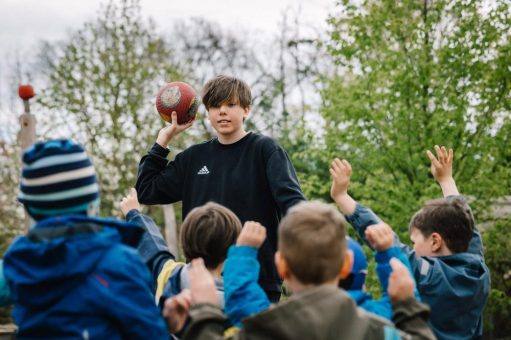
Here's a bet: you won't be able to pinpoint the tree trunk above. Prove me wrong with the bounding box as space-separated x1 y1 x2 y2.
162 204 179 258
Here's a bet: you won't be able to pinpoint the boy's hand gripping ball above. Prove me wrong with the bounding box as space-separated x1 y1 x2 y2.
156 82 199 124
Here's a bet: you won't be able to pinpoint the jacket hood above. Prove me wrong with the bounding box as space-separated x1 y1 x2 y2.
422 252 489 300
4 215 145 307
420 253 490 339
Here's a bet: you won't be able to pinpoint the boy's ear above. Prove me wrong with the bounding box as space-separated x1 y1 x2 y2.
339 250 353 280
430 232 443 252
275 251 290 280
243 105 250 120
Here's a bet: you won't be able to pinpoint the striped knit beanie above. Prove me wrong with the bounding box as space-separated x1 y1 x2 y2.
18 139 100 222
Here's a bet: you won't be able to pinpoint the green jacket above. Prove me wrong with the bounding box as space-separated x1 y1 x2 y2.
183 285 436 340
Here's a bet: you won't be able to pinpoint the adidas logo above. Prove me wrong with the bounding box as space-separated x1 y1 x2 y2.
197 166 210 175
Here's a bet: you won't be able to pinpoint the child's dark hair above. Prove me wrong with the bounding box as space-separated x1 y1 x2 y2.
409 197 474 253
181 202 242 269
201 75 251 110
278 201 347 285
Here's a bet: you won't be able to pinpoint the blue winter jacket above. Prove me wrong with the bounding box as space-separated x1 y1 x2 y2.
345 196 490 340
348 246 420 320
3 215 169 339
224 246 271 327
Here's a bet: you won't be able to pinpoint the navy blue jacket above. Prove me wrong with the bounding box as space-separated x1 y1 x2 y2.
345 197 490 340
3 215 168 339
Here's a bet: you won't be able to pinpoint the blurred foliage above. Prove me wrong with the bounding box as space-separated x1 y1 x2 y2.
481 218 511 339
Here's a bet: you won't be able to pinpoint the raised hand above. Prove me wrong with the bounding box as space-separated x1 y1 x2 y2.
120 188 141 216
365 223 395 252
330 158 352 201
188 258 219 306
330 158 357 215
427 145 453 184
162 289 192 334
387 258 415 302
237 221 267 248
156 112 195 148
426 145 459 196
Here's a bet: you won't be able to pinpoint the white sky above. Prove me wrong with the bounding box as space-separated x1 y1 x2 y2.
0 0 334 58
0 0 334 123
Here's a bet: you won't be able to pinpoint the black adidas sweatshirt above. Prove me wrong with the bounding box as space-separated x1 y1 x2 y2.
135 132 305 293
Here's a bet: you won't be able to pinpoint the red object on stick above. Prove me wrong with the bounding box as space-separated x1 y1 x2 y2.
19 84 35 101
19 84 36 113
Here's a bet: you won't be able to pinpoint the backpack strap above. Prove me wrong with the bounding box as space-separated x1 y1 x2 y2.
155 260 184 303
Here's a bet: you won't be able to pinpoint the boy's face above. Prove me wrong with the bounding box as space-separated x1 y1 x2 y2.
207 99 249 138
410 227 434 257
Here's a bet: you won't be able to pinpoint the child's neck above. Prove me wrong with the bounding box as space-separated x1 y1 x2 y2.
208 264 224 279
286 277 338 294
434 246 453 256
217 129 248 145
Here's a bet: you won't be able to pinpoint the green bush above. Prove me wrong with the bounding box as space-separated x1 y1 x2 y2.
482 219 511 339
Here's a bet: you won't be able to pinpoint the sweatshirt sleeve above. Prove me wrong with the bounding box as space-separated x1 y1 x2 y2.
135 143 184 205
224 246 271 327
126 209 177 289
265 147 306 215
344 203 382 246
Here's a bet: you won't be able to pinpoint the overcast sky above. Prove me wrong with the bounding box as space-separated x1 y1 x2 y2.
0 0 334 121
0 0 334 60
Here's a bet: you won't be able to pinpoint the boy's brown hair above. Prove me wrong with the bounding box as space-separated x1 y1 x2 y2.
201 75 251 110
409 197 474 253
181 202 242 269
278 201 347 285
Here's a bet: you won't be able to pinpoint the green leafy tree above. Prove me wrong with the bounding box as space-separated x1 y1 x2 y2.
36 0 181 216
482 218 511 339
324 0 510 226
323 0 510 335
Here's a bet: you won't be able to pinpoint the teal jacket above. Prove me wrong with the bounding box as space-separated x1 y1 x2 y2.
0 260 11 306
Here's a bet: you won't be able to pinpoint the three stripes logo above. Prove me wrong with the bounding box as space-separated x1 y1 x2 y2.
197 166 210 175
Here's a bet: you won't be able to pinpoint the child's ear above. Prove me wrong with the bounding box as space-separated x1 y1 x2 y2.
430 232 443 252
243 106 250 120
275 251 290 280
339 250 353 280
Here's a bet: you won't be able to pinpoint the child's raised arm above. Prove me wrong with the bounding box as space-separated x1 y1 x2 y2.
224 221 271 326
330 158 357 215
120 188 141 217
366 223 420 300
236 222 267 249
330 158 381 245
427 145 459 197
